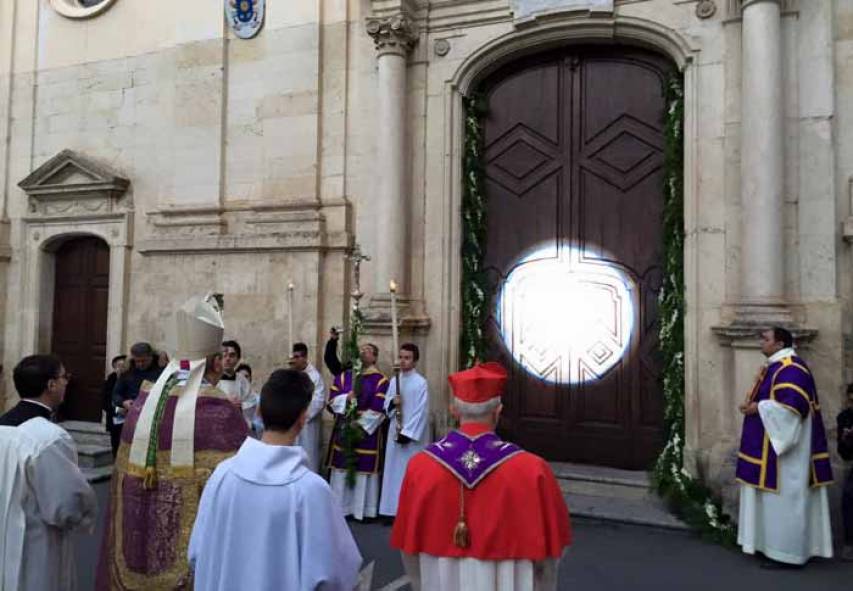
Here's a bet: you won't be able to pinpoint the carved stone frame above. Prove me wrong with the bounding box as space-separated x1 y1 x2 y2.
17 150 132 367
49 0 119 20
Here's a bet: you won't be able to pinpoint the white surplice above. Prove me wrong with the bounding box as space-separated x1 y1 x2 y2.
218 373 257 428
189 437 362 591
737 399 834 564
379 370 429 516
403 553 560 591
0 418 97 591
296 363 327 473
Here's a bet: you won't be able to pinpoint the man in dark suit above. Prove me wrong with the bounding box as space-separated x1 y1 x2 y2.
102 355 127 457
0 355 70 426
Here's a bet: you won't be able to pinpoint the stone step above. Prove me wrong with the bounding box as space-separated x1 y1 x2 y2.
60 421 111 448
564 492 687 531
552 462 687 531
76 444 113 469
81 465 113 484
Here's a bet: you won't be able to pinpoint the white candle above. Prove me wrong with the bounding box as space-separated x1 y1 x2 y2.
389 279 399 366
287 282 295 353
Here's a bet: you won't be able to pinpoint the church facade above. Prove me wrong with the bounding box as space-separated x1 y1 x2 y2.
0 0 850 505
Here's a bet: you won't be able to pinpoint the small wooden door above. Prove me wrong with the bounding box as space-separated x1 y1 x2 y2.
481 46 672 469
52 237 110 422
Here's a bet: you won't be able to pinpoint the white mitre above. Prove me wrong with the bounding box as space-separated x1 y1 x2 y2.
129 294 226 475
169 293 225 361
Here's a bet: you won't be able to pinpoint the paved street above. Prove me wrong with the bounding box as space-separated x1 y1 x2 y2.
77 481 852 590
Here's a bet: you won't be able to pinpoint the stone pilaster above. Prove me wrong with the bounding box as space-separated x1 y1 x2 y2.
735 0 789 326
362 13 428 370
365 14 417 297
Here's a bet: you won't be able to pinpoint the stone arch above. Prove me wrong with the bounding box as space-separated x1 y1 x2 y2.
435 15 700 444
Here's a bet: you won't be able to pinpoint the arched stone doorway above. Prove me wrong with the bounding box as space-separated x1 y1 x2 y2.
50 236 110 421
474 44 676 469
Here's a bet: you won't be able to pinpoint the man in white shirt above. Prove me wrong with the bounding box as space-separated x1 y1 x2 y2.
379 343 429 518
289 342 327 472
0 354 97 591
189 368 362 590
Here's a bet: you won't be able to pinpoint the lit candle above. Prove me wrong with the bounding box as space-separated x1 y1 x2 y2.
287 282 295 353
389 280 399 366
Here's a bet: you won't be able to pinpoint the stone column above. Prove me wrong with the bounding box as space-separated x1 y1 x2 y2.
737 0 788 323
366 14 417 295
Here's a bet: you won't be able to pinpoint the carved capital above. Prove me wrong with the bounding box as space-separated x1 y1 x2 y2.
365 14 418 57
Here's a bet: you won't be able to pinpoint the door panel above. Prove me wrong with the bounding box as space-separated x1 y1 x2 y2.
481 47 672 469
52 237 110 422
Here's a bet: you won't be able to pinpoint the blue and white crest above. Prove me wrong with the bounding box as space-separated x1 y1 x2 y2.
226 0 265 39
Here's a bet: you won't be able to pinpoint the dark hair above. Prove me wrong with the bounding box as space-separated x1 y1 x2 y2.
846 383 853 395
771 327 793 349
364 343 379 357
292 342 308 356
13 355 62 399
111 355 127 366
260 369 312 432
130 342 154 357
236 363 252 380
222 340 242 359
400 342 420 362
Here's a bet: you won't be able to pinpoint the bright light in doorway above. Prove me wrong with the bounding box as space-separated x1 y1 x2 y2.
498 245 636 385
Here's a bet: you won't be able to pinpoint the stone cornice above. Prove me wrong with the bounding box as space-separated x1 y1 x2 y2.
366 14 419 56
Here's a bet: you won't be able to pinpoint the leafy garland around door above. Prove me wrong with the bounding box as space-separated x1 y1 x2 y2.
460 78 736 543
460 94 490 369
650 75 736 544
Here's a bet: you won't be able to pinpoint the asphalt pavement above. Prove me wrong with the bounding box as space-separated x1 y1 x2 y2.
76 481 853 590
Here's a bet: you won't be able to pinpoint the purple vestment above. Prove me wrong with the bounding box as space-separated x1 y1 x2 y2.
424 430 522 488
327 368 389 473
736 354 833 491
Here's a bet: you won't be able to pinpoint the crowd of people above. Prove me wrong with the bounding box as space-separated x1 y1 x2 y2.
0 295 850 590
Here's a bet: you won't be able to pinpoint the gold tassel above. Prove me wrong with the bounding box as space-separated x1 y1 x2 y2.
143 466 158 490
453 518 470 549
453 483 470 549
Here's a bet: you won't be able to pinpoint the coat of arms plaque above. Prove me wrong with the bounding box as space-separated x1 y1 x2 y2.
226 0 265 39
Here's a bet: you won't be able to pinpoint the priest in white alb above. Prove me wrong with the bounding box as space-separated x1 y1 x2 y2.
736 327 834 566
379 343 430 517
189 368 362 590
0 354 97 591
392 362 571 590
290 342 328 473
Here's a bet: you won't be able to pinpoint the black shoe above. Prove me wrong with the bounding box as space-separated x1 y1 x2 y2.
379 515 395 527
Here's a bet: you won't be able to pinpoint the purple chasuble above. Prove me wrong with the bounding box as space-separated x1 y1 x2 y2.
327 368 389 473
736 354 833 491
424 430 522 488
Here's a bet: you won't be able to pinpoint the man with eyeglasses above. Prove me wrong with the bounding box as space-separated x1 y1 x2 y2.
0 355 71 426
0 355 97 590
288 342 327 472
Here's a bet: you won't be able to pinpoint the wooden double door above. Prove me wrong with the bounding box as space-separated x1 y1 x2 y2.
481 46 673 469
52 237 110 422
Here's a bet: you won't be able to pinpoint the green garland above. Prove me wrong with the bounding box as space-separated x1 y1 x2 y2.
341 305 365 487
460 94 490 368
651 74 736 544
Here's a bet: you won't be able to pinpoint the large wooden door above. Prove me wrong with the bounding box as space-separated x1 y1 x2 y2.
52 237 110 422
481 47 672 469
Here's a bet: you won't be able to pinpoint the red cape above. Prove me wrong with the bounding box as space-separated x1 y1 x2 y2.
390 423 571 560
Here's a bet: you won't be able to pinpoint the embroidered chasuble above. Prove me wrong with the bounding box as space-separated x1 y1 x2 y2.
735 348 834 564
96 372 247 590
